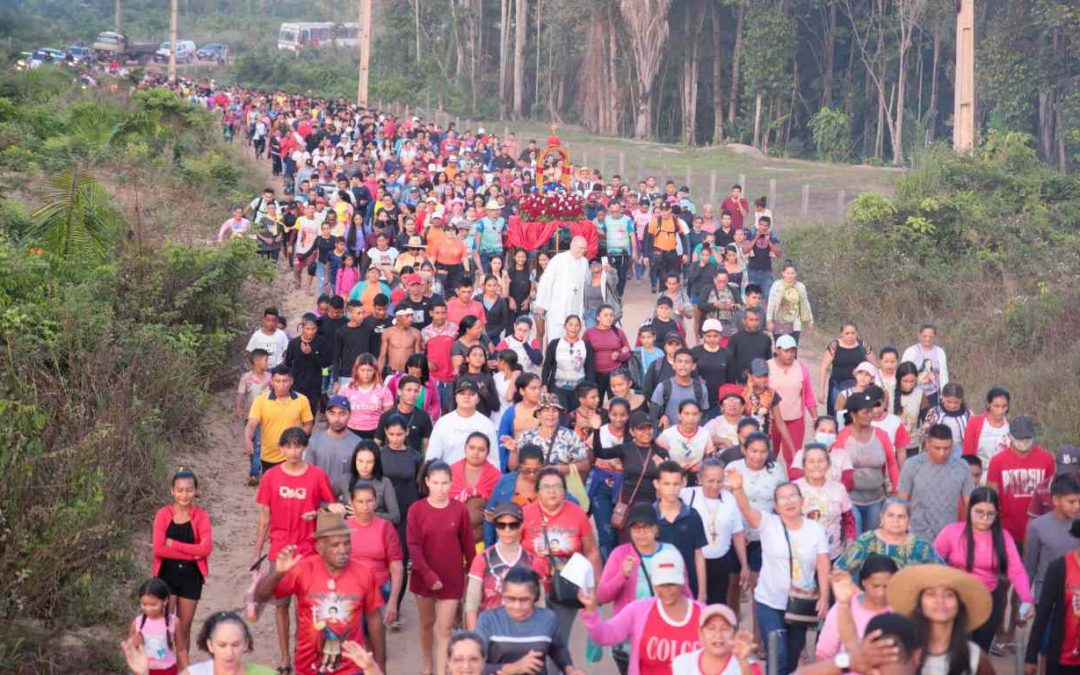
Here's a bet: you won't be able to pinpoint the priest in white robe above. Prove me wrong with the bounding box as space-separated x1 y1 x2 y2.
533 236 589 345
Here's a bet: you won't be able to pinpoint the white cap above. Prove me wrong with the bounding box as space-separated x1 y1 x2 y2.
648 548 686 586
701 319 723 334
775 334 797 350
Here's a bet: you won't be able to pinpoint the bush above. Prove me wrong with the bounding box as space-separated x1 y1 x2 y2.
808 107 851 161
788 135 1080 446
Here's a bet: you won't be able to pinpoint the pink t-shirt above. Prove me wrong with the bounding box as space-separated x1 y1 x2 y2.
131 614 178 670
348 517 403 587
933 522 1033 602
768 359 807 422
338 383 393 431
815 596 890 662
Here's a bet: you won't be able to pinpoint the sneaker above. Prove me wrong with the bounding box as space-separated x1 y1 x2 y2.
389 620 403 632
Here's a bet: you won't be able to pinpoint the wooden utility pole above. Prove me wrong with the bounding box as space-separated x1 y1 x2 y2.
357 0 372 106
953 0 975 152
167 0 178 83
115 0 121 32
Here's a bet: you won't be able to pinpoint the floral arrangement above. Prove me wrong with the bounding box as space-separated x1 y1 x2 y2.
518 192 585 221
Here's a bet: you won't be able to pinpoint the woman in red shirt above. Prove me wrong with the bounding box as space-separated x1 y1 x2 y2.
584 304 632 403
407 461 476 675
450 432 503 544
151 469 213 670
347 480 404 661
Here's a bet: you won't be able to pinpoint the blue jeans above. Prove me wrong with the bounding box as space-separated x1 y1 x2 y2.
747 269 774 293
436 381 454 415
249 428 262 477
755 601 808 675
589 475 618 562
583 307 598 329
852 500 884 535
315 261 328 293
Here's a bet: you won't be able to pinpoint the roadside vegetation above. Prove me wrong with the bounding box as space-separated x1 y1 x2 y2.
787 132 1080 445
0 68 268 670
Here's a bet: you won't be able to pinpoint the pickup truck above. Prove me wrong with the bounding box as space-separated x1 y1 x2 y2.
91 31 158 64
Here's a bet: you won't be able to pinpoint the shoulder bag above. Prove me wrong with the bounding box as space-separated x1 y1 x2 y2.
541 516 584 608
611 444 653 530
782 522 820 627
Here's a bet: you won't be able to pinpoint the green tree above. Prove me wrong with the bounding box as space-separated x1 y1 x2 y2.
26 169 119 263
808 107 851 161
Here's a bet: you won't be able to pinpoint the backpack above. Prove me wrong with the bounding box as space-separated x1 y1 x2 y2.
652 376 707 426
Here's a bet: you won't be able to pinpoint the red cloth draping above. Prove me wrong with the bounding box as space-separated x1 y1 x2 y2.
506 217 599 257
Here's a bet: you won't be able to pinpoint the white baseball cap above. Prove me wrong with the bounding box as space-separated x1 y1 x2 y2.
701 319 723 334
775 334 797 350
648 548 687 586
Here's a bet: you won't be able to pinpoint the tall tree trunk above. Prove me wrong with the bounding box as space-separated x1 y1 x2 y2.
822 0 836 108
414 0 422 61
752 91 762 149
712 4 724 142
499 0 510 116
607 5 620 134
513 0 528 117
727 1 745 127
167 0 178 83
680 0 702 145
580 6 615 133
927 31 940 142
534 0 541 103
621 0 673 139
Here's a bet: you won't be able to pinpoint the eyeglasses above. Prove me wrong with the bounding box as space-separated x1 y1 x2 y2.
495 521 521 530
972 509 997 520
538 483 565 492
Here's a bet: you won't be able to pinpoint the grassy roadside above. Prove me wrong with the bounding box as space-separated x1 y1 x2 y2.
0 70 272 671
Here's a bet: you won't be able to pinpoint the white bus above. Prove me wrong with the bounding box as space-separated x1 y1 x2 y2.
277 22 359 51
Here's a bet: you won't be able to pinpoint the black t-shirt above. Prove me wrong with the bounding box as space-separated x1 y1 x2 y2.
657 506 709 597
317 314 348 345
360 315 394 359
613 442 670 505
650 318 680 343
334 322 370 375
690 345 728 405
375 405 433 453
718 443 743 465
398 296 435 330
746 234 777 272
315 235 335 263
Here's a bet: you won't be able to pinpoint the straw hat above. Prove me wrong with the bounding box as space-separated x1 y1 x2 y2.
886 564 992 631
485 199 502 211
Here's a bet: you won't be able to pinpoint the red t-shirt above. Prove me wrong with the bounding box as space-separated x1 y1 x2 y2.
720 197 749 230
1062 553 1080 666
348 517 403 587
274 556 383 675
256 464 336 559
446 298 486 328
640 600 703 675
450 461 502 503
424 333 456 383
986 447 1055 543
521 501 593 561
466 546 549 610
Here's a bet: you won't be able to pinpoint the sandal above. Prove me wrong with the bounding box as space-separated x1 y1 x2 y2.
276 667 293 675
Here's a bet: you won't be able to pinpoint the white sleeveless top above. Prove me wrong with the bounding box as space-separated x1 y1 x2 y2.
920 640 981 674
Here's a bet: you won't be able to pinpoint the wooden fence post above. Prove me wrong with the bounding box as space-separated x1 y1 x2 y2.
837 190 846 220
801 184 810 217
638 156 644 180
738 174 746 194
685 166 693 193
768 179 777 212
710 170 717 205
600 152 607 177
619 152 625 176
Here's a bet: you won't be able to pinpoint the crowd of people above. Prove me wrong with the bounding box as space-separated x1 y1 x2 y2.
117 81 1080 675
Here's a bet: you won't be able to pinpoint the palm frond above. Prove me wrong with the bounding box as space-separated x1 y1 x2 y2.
25 169 118 262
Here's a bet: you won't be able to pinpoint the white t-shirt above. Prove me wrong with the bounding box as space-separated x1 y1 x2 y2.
671 650 747 674
872 413 904 449
793 478 851 559
704 416 739 450
790 448 853 486
658 425 711 467
246 328 290 368
976 418 1010 473
425 411 500 468
754 512 828 610
295 214 323 255
726 460 786 542
680 487 744 559
367 246 400 274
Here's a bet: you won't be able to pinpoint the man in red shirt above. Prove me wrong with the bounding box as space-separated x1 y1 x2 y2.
445 280 487 328
252 427 344 671
719 184 750 231
255 511 385 674
986 414 1054 652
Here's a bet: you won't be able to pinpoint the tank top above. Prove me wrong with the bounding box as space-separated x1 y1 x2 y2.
508 267 531 307
640 601 703 675
846 431 888 505
160 520 201 577
830 340 867 386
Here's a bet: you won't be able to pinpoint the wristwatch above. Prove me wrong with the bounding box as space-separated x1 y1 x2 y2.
834 652 851 672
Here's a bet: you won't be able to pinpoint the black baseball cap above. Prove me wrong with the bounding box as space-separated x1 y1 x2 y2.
627 503 658 527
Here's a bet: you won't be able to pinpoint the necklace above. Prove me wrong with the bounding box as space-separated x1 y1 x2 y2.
701 492 721 546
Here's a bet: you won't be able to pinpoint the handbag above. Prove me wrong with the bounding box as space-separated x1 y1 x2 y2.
541 516 584 608
782 523 820 627
611 445 653 530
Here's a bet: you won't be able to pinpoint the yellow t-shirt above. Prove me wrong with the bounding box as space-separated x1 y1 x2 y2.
248 391 314 463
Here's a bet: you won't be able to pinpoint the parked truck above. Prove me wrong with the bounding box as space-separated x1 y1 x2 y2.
91 31 158 64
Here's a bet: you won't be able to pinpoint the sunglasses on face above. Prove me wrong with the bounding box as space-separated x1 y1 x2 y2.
495 520 521 530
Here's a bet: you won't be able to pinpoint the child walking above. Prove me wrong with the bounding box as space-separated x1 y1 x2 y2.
129 577 178 675
235 348 271 487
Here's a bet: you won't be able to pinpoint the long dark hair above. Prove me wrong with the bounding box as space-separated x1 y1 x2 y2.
512 372 540 403
137 577 174 652
964 487 1008 576
458 344 491 374
912 588 973 675
893 361 919 415
404 352 430 384
350 440 385 483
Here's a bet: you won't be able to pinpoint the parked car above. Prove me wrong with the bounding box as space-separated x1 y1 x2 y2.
28 47 65 68
196 43 229 63
65 45 92 65
155 40 196 63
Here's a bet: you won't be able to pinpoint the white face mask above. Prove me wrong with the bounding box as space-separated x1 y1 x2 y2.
815 432 837 447
1013 438 1035 452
